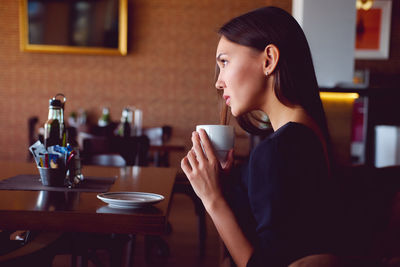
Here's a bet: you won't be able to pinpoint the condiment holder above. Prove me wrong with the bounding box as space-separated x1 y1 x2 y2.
38 166 66 187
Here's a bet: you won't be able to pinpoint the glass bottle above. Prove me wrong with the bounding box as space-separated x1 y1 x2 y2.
44 99 62 148
117 107 133 137
134 109 143 136
44 94 67 148
59 95 67 147
98 107 111 127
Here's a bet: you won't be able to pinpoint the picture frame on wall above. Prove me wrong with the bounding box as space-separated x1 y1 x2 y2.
19 0 128 55
355 0 392 59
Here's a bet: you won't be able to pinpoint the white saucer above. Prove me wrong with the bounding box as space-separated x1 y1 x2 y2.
97 192 164 209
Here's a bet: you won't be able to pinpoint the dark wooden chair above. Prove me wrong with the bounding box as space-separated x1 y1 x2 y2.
89 122 119 137
144 125 172 167
144 125 172 143
81 135 150 167
115 135 150 166
81 135 125 167
27 116 39 161
0 231 63 267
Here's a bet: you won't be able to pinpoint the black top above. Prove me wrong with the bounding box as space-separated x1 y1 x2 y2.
225 122 340 267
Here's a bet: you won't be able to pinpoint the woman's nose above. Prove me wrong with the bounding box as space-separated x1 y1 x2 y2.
215 79 225 90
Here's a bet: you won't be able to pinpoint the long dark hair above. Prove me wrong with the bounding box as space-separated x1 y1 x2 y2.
217 6 331 148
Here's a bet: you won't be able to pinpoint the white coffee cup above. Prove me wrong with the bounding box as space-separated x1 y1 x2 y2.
196 125 234 162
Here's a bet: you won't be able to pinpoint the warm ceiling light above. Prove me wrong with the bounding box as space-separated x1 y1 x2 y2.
320 92 360 101
356 0 374 10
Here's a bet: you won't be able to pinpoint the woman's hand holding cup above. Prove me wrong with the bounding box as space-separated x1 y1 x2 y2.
181 125 234 210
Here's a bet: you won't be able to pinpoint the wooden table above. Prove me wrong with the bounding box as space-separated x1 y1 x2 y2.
0 161 177 235
149 137 185 152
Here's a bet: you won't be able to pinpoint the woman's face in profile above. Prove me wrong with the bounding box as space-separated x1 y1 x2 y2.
215 36 268 117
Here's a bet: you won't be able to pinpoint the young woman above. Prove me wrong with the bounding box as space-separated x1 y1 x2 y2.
181 6 340 267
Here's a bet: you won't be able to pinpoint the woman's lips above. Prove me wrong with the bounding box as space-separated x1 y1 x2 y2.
223 95 230 105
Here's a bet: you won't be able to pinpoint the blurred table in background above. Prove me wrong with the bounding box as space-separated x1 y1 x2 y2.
148 137 185 167
78 130 185 167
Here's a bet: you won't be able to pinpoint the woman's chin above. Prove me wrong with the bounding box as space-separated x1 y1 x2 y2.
231 106 254 117
230 108 240 117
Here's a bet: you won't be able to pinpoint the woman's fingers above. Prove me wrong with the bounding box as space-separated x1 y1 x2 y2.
221 149 234 171
181 156 192 175
186 148 198 170
192 131 207 163
198 129 217 162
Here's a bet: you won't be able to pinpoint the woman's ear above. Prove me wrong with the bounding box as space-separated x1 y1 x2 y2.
262 44 280 76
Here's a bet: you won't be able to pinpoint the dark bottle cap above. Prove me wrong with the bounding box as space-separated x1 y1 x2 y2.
49 98 62 107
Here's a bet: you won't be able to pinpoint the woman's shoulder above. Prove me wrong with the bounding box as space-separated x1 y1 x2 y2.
249 121 326 169
273 121 318 138
256 121 320 150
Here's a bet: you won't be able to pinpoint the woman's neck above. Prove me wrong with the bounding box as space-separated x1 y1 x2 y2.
262 90 306 131
260 82 317 133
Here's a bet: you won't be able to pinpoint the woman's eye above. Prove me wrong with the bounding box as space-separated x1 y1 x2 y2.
220 59 228 67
